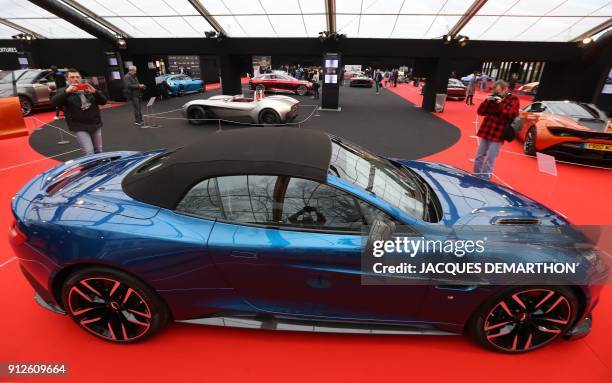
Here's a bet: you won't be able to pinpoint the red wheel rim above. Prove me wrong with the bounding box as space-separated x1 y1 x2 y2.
68 277 152 341
484 288 572 352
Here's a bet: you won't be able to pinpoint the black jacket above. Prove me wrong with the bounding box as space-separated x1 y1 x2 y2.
123 74 143 98
51 87 107 132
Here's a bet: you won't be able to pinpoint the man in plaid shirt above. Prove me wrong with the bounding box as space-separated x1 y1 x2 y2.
474 80 519 180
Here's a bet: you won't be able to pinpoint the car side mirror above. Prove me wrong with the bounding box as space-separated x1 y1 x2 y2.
365 219 395 256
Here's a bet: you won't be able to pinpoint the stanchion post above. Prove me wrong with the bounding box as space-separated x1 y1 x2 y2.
56 126 69 145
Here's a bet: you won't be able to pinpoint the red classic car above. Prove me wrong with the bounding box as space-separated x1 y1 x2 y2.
249 73 313 96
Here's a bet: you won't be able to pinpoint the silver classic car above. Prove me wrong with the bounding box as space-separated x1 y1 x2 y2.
182 94 300 125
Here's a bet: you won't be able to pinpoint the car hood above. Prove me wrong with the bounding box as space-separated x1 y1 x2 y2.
400 160 567 226
263 94 300 105
541 113 610 133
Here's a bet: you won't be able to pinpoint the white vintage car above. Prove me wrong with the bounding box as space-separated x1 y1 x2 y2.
182 93 300 125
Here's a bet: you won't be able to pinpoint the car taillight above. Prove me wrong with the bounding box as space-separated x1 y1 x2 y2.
9 220 26 245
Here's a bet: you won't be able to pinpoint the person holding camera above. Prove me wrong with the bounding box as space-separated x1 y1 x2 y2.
473 80 519 180
51 68 107 156
123 65 146 126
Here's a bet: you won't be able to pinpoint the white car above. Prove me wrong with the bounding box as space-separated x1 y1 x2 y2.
182 94 300 125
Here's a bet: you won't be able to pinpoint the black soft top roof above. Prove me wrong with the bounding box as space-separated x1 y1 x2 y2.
122 127 332 209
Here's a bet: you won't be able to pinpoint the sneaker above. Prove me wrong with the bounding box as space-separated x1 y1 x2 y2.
54 116 59 120
135 121 144 126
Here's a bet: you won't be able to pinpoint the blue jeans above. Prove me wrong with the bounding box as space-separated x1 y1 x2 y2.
375 81 380 93
474 138 502 180
75 129 103 156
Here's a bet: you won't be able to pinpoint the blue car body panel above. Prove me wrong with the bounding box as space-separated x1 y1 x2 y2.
162 75 204 96
9 150 605 334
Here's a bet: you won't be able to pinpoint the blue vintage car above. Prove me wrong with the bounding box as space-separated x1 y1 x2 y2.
160 74 204 96
9 127 606 352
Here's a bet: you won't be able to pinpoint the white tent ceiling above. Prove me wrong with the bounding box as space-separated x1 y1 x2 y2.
0 0 610 41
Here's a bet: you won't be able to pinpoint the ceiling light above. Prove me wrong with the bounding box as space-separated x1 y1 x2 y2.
582 37 593 45
442 34 452 44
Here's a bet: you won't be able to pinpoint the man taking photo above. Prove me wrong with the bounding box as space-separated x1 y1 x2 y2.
123 65 146 126
473 80 519 180
51 68 106 156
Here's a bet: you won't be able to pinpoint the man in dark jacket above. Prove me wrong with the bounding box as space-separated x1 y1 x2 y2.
474 80 519 180
123 65 145 125
51 68 107 156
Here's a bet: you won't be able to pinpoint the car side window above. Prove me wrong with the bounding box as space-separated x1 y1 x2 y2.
281 178 364 232
357 200 418 235
176 178 224 219
529 103 543 113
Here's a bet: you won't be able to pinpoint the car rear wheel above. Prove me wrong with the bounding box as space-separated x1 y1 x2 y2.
259 109 281 125
469 286 577 353
19 96 33 116
523 126 537 156
188 106 207 125
296 85 308 96
61 266 169 343
255 84 266 93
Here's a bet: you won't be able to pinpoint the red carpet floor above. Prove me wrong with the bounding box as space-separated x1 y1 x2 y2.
1 84 611 382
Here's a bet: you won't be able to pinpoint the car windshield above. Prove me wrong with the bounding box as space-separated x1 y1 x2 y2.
328 137 427 220
548 103 602 120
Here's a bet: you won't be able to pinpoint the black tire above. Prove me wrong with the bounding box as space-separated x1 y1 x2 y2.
468 285 578 353
259 109 281 125
19 95 33 116
255 84 266 93
187 106 207 125
61 266 170 343
523 126 537 156
296 85 308 96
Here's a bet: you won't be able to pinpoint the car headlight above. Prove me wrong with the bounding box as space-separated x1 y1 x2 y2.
576 246 602 266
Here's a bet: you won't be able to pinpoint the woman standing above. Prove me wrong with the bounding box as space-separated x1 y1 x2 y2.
466 71 477 106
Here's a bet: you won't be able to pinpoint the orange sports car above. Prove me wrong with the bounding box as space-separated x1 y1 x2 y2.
516 101 612 160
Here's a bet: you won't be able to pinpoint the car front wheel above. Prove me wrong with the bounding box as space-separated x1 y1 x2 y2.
61 266 169 343
19 96 33 116
259 109 281 125
296 85 308 96
469 286 578 353
187 106 207 125
523 126 537 156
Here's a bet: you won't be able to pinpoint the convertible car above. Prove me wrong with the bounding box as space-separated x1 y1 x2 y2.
182 94 299 124
10 128 606 352
160 74 204 96
419 79 466 100
349 76 374 87
515 101 611 159
249 73 312 96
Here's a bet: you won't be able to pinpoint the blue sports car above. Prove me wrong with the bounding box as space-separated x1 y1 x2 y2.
160 74 204 96
10 128 606 352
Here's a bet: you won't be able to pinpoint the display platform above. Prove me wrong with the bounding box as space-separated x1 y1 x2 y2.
1 83 611 382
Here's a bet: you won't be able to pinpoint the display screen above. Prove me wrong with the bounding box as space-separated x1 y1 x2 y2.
168 55 201 79
108 57 118 66
325 74 337 84
325 59 338 68
111 71 121 80
18 57 28 65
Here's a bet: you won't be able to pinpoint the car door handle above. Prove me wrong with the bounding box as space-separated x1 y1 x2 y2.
230 251 258 259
